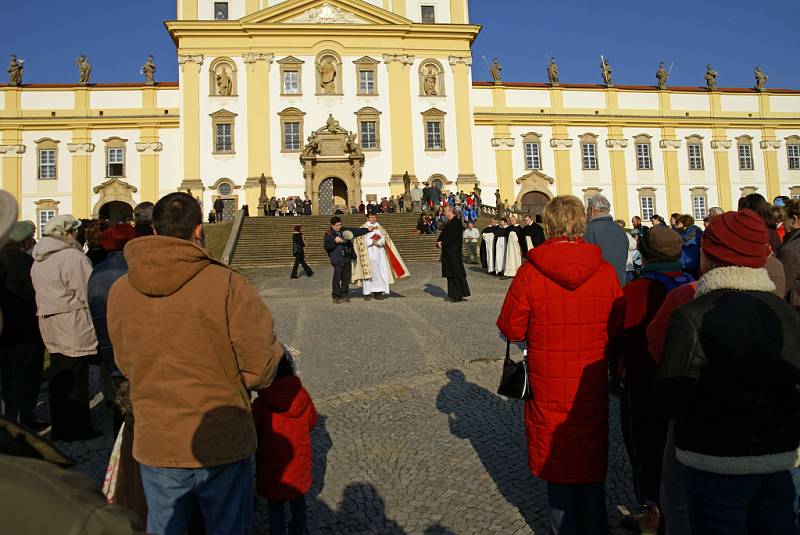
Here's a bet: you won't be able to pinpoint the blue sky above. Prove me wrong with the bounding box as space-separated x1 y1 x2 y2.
2 0 798 89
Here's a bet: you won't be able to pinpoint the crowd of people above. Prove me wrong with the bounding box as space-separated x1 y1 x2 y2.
496 192 800 534
2 184 800 534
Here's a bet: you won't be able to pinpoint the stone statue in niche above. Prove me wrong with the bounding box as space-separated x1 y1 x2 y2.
7 55 23 86
600 57 613 87
422 64 439 96
216 65 233 96
142 55 156 85
705 64 718 91
656 62 669 89
489 58 502 83
77 55 92 85
547 57 559 86
318 56 338 94
754 66 768 92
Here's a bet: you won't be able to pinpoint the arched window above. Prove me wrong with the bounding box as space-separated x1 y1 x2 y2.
633 134 653 170
521 132 542 170
35 138 60 180
580 133 599 170
103 136 128 178
686 135 705 170
736 135 755 170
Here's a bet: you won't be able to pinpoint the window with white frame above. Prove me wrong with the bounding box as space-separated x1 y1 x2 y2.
359 70 375 95
215 123 232 152
284 122 300 151
38 149 56 179
524 142 541 170
693 195 707 220
636 143 652 170
106 147 124 177
688 143 704 170
788 144 800 170
426 121 442 150
214 2 228 20
38 209 56 233
640 196 655 220
360 121 377 149
421 5 436 23
581 142 598 170
283 70 299 95
738 142 754 170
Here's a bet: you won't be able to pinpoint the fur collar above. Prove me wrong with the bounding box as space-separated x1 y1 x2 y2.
695 266 776 298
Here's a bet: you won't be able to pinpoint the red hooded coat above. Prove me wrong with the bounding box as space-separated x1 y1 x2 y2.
497 238 623 484
252 376 318 501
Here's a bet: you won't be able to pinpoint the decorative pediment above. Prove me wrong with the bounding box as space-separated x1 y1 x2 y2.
241 0 412 26
516 170 555 186
93 177 137 196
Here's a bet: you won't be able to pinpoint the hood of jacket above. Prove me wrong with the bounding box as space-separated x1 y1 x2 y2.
124 236 222 297
528 238 603 291
256 376 311 418
31 236 78 262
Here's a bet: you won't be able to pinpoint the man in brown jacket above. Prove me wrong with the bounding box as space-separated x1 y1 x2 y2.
108 192 283 535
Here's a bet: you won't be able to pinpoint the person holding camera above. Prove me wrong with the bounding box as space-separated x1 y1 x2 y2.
323 217 369 304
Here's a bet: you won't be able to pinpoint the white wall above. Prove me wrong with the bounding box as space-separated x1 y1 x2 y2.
670 93 710 112
618 92 659 110
563 90 605 110
771 96 800 113
157 89 181 109
90 91 141 110
20 91 74 110
505 89 550 109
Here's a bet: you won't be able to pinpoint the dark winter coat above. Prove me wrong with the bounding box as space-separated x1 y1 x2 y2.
87 251 129 375
521 223 546 253
253 376 318 501
0 245 41 344
678 225 703 271
497 238 624 484
778 229 800 308
654 266 800 475
323 227 369 266
438 217 466 278
584 215 629 287
292 233 306 258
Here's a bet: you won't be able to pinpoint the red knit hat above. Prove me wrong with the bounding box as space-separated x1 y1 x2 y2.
101 224 137 251
702 209 770 268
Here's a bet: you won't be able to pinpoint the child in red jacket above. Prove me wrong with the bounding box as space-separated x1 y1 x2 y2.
253 354 317 535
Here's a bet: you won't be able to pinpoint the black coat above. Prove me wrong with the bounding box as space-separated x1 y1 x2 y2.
0 246 41 344
655 271 800 473
438 218 466 278
521 223 546 253
292 233 305 258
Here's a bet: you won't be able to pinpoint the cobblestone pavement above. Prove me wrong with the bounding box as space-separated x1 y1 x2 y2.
37 262 637 534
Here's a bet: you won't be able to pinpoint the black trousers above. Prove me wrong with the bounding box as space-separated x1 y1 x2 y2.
332 262 352 298
620 383 668 505
0 342 44 425
48 353 92 441
291 257 314 278
446 277 471 300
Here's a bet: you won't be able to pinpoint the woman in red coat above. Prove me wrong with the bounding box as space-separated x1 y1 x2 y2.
497 195 623 535
253 355 317 535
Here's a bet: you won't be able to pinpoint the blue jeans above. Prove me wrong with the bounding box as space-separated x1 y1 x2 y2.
268 496 307 535
685 466 797 535
546 482 608 535
140 457 253 535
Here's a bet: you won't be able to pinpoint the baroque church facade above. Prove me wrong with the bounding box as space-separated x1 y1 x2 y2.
2 0 800 228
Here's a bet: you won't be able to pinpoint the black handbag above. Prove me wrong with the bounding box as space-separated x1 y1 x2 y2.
497 340 532 400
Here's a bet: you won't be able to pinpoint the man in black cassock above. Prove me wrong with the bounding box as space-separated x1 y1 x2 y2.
520 213 546 256
437 206 471 302
479 218 498 272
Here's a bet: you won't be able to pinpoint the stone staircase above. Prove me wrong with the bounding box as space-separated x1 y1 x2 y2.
230 213 446 268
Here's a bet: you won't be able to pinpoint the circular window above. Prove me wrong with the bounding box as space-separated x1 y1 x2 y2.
218 183 232 196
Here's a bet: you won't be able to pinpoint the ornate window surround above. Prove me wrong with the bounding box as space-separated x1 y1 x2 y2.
355 107 381 151
521 132 542 170
35 137 59 180
579 133 599 171
633 134 653 171
637 187 657 220
686 134 705 171
278 107 306 153
736 135 755 171
353 56 379 96
210 109 237 155
278 56 304 96
421 107 447 152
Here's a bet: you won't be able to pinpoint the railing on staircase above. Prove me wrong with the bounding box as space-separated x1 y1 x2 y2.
221 209 244 265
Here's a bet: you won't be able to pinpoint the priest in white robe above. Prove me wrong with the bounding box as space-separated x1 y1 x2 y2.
503 215 524 278
352 213 410 300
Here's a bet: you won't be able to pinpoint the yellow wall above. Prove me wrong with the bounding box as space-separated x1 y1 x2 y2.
386 59 415 194
451 60 476 188
182 61 202 182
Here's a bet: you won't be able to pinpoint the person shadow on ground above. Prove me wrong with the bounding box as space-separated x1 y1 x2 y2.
436 369 544 532
423 283 448 300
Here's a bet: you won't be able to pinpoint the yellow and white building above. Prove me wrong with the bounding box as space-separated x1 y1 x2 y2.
2 0 800 227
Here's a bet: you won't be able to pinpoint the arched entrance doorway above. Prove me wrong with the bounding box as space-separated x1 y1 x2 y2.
319 177 348 215
99 200 134 223
521 191 550 222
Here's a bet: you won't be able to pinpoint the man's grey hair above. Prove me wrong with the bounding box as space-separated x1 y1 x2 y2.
134 201 155 225
586 194 611 214
708 206 724 217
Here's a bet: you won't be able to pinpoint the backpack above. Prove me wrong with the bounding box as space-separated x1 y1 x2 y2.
639 270 695 293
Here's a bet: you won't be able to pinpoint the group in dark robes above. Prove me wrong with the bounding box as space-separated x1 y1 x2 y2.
437 206 470 302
